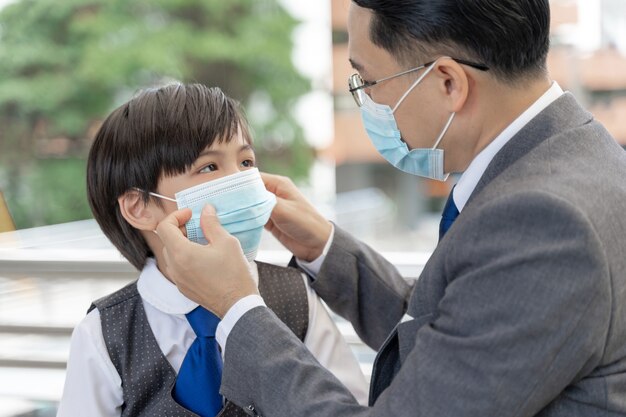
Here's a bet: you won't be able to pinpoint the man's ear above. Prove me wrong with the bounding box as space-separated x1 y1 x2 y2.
118 190 159 232
434 58 470 113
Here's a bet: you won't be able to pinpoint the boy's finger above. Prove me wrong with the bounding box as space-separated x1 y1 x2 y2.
199 204 229 243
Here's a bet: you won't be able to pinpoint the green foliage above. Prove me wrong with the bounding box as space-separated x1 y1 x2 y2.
4 159 92 228
0 0 313 228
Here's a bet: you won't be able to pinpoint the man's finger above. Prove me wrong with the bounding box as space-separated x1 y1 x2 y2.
199 204 230 244
260 172 287 195
161 247 175 280
156 208 193 250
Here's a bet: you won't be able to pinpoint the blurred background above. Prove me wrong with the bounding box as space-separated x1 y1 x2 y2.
0 0 625 415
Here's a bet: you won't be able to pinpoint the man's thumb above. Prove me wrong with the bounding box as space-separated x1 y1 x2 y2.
199 204 228 243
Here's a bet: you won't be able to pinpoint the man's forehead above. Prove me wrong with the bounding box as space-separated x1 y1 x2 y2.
347 3 404 77
347 4 374 76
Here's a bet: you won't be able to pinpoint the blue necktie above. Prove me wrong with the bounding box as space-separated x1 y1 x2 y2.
439 187 459 241
173 306 223 417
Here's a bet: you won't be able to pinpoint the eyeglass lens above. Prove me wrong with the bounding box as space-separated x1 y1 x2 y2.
349 74 365 107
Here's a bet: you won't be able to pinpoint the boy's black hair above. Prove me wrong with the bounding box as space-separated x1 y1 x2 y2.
87 83 252 270
353 0 551 83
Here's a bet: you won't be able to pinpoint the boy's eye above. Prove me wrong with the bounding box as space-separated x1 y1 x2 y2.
241 159 255 168
199 163 218 173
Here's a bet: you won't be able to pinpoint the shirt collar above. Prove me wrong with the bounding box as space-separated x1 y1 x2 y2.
453 81 564 212
137 257 259 315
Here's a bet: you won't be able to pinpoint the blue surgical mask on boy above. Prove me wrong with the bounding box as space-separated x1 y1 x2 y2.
360 60 455 181
150 167 276 261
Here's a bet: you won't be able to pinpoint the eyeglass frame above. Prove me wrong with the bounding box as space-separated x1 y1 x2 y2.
348 58 490 107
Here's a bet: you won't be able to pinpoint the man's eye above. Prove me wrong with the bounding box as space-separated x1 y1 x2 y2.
241 159 255 168
199 163 218 173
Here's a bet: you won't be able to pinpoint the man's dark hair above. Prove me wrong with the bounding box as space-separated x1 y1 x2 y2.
353 0 551 82
87 83 252 270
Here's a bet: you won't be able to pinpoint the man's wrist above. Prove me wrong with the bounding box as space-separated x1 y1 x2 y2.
311 220 333 260
297 223 335 277
216 295 266 352
217 288 258 318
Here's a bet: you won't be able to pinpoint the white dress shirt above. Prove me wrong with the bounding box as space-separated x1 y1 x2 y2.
219 82 565 348
57 257 369 416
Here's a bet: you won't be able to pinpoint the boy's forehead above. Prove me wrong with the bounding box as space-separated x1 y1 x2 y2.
205 128 251 151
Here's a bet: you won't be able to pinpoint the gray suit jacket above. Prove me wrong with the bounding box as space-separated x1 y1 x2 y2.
220 93 626 416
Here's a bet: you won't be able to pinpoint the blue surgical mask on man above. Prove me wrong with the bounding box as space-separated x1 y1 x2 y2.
360 60 455 181
150 167 276 261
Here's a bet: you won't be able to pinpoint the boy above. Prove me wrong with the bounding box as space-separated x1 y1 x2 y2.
57 83 368 416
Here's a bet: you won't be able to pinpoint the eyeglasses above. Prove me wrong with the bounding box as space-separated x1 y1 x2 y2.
348 58 490 107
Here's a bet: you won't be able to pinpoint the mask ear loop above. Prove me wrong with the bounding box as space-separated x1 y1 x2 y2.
147 191 177 203
130 188 178 234
432 112 456 150
149 192 180 235
392 59 441 114
130 187 178 203
147 192 177 234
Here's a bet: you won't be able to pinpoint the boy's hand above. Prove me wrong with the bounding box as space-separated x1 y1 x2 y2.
156 205 259 318
261 172 333 262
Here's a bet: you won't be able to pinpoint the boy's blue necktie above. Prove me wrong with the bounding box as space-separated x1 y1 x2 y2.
173 306 223 417
439 187 459 241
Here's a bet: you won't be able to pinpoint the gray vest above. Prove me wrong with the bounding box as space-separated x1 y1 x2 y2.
89 261 309 417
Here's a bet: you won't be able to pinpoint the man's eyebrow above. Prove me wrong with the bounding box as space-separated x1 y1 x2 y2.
349 58 364 73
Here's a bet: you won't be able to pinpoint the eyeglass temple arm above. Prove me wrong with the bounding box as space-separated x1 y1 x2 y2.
348 58 489 93
452 59 490 71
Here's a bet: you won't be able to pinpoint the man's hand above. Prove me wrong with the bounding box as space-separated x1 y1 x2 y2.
156 205 259 318
261 172 333 262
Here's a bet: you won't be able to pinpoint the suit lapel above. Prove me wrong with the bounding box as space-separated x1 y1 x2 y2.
467 93 593 207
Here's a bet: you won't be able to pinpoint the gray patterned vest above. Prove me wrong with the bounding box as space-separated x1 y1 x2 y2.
88 261 309 417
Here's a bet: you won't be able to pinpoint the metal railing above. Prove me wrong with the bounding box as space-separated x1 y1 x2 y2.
0 219 430 414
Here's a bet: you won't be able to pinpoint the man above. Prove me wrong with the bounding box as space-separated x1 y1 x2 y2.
157 1 626 415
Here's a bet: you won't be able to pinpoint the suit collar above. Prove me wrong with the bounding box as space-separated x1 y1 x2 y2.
466 92 594 207
454 82 563 212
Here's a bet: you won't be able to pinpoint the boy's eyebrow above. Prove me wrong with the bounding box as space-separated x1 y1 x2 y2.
198 149 223 157
239 144 254 152
197 144 254 158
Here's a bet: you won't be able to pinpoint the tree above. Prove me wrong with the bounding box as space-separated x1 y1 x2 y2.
0 0 312 228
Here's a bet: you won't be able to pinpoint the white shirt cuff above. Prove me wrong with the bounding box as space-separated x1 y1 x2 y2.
296 224 335 278
216 294 266 353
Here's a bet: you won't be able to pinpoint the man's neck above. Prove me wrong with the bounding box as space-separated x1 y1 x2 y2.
473 77 553 160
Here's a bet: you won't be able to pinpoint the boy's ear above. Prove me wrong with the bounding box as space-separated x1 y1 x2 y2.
118 190 159 231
